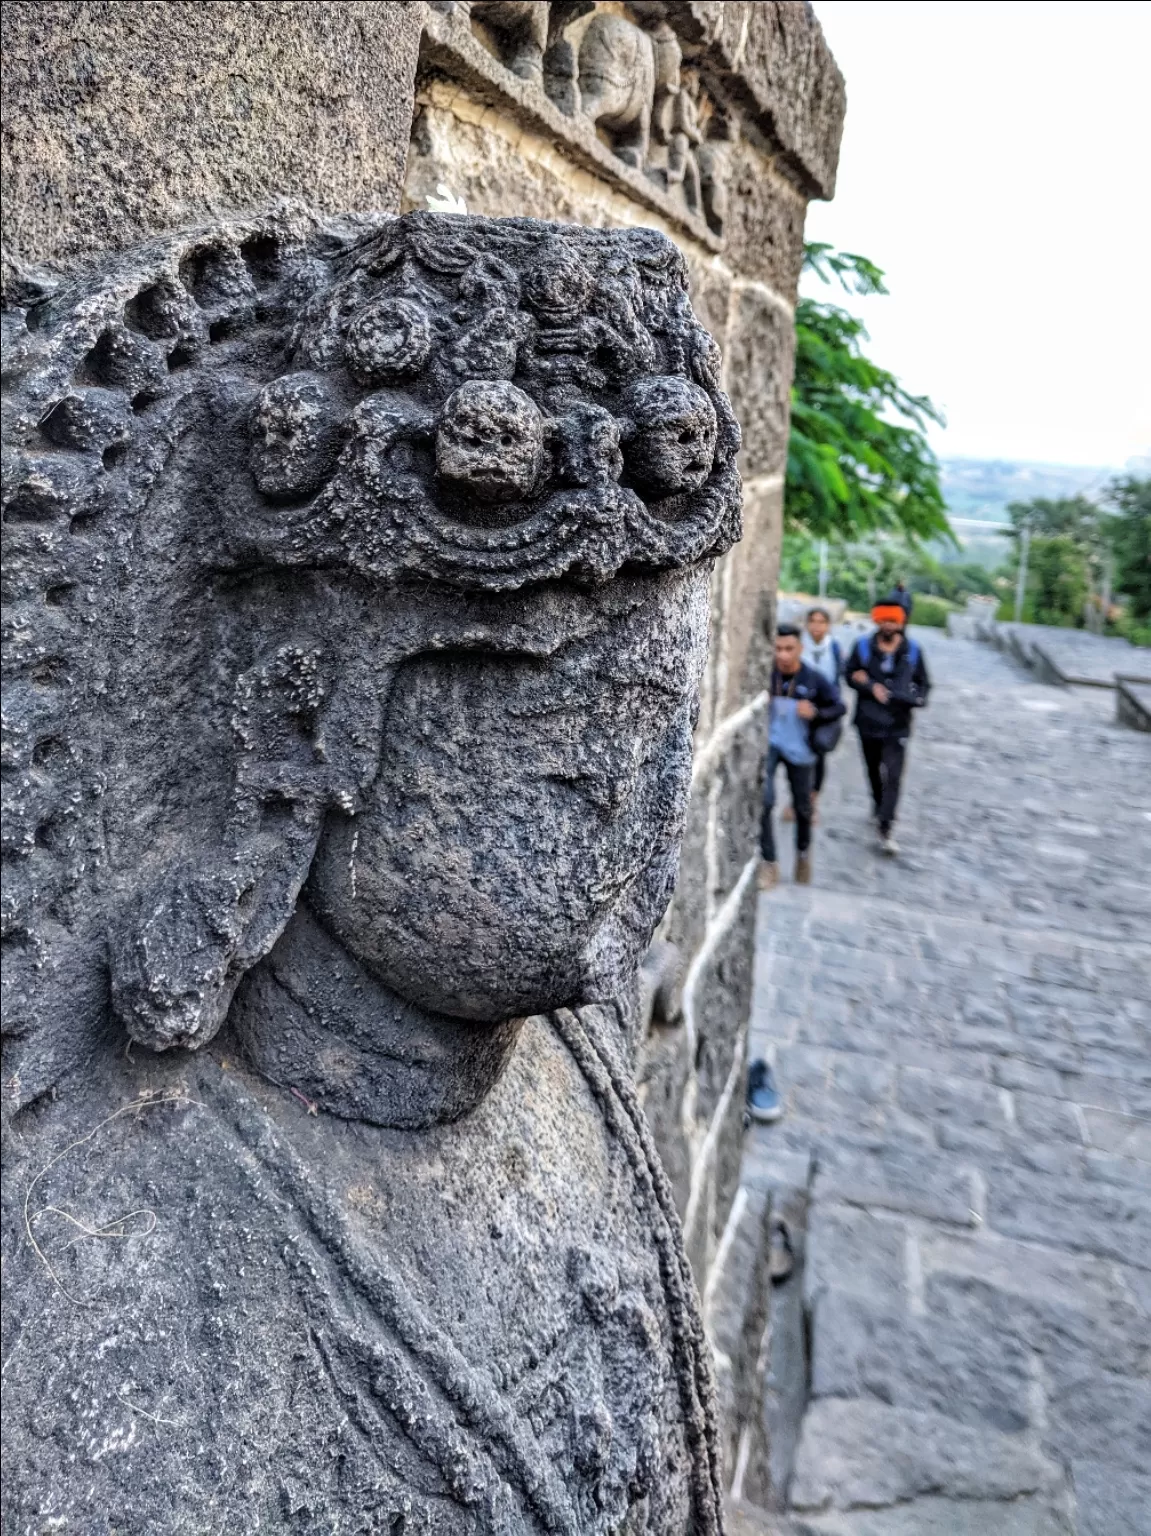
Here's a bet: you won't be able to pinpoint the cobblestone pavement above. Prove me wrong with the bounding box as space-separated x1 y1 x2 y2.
731 631 1151 1535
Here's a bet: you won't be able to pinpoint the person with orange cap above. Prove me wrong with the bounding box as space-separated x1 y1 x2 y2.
845 595 931 855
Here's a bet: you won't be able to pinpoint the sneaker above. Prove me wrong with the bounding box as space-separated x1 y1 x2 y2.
768 1218 795 1283
795 852 812 885
757 859 780 892
879 830 900 856
747 1059 783 1124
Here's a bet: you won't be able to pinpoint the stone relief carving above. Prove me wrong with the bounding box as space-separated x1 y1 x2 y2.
430 2 737 236
1 210 740 1531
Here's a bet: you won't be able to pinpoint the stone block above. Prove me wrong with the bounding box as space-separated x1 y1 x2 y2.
636 1019 694 1217
920 1230 1128 1314
1 1 425 282
711 707 772 899
712 476 784 717
704 1185 772 1484
1011 1090 1083 1143
789 1399 1059 1512
690 871 759 1129
1071 1460 1151 1536
724 284 795 479
985 1168 1151 1269
660 770 711 964
812 1143 980 1226
897 1067 1012 1133
685 254 735 356
1043 1363 1151 1476
1082 1107 1151 1161
829 1053 895 1105
790 1495 1074 1536
810 1290 1034 1433
720 141 808 302
926 1272 1151 1383
803 1202 908 1308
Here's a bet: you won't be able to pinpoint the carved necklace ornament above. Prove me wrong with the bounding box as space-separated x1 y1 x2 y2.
1 210 738 1532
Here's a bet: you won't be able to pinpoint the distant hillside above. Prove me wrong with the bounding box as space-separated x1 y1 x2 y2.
941 458 1118 525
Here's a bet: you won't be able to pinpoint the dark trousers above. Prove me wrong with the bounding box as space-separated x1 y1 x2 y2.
760 746 814 862
859 733 906 832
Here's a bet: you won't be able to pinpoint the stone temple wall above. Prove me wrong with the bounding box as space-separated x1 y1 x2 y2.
2 1 843 1513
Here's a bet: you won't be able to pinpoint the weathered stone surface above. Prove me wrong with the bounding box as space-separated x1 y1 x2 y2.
803 1202 908 1308
790 1494 1075 1536
724 284 795 479
789 1399 1059 1512
810 1290 1034 1433
713 475 784 718
703 1184 772 1483
720 142 809 303
1 211 742 1531
1071 1461 1151 1536
812 1142 980 1227
0 2 425 289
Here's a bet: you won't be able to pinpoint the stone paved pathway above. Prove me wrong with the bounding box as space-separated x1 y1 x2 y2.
730 631 1151 1535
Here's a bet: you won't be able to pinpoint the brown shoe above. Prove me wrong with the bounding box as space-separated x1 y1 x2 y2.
795 853 812 885
781 804 795 822
758 860 780 892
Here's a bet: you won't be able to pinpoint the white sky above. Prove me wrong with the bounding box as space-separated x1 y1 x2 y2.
805 1 1151 469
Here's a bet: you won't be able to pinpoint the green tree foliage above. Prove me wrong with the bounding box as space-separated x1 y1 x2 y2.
787 244 951 543
1027 536 1089 627
1005 495 1102 546
779 534 995 614
1103 475 1151 621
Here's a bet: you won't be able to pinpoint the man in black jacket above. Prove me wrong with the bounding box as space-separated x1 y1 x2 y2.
845 599 931 855
760 625 846 890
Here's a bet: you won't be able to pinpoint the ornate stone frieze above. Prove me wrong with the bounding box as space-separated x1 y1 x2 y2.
424 3 747 247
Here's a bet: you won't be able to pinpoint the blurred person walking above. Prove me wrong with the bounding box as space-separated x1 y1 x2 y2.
801 605 845 820
845 597 931 856
759 625 845 890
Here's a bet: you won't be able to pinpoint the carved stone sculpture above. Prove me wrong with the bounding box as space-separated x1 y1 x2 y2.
467 0 551 83
1 211 741 1532
577 11 658 170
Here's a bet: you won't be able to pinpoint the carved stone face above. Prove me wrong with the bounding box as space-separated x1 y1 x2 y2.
435 378 544 505
620 374 718 497
5 212 740 1114
306 572 709 1022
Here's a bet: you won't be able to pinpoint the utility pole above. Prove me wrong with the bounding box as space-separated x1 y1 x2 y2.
1013 522 1031 623
818 538 828 598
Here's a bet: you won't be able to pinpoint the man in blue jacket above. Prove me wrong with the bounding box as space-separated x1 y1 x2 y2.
845 598 931 856
760 624 846 891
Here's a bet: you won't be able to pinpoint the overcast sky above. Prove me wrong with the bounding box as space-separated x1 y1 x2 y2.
805 1 1151 470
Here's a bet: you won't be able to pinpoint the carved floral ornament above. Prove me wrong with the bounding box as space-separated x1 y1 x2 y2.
430 1 739 236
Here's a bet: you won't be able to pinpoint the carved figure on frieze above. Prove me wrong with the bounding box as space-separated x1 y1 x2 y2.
1 210 740 1532
439 0 552 84
577 10 657 170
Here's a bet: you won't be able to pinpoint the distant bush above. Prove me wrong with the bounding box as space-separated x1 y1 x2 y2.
1111 612 1151 648
910 594 956 628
